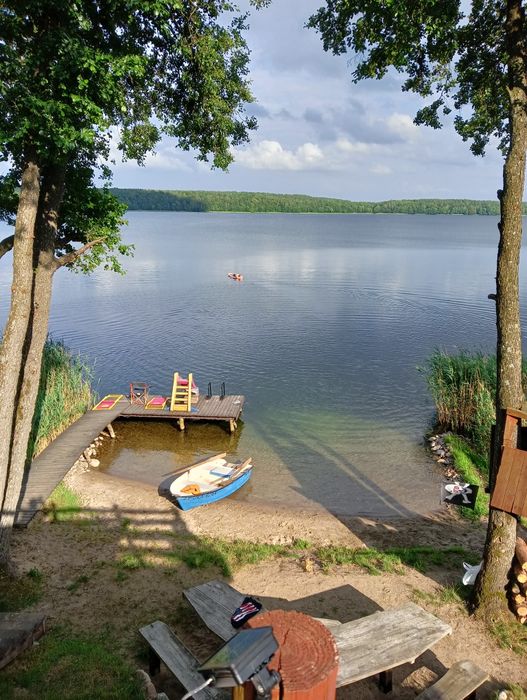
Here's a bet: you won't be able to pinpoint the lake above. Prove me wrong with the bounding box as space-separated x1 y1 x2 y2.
0 212 522 518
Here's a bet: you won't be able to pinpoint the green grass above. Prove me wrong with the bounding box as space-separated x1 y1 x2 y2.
29 338 96 459
0 567 44 612
489 619 527 656
315 544 474 575
0 627 143 699
152 534 475 578
497 685 527 700
116 553 147 571
444 434 489 519
161 536 287 577
412 583 470 607
44 482 83 522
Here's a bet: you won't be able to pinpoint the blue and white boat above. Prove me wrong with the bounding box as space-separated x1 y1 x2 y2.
158 452 253 510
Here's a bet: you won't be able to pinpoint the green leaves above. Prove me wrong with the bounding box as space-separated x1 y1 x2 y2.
0 0 260 272
309 0 512 155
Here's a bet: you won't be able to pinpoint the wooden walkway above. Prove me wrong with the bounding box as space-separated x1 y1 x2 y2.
14 402 125 527
15 395 245 527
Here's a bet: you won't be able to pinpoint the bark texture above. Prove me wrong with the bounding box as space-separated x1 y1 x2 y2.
472 0 526 619
0 159 41 515
0 164 65 564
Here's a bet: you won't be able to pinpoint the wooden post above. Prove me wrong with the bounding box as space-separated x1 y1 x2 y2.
232 688 245 700
178 418 185 431
106 423 115 439
229 419 236 434
244 610 339 699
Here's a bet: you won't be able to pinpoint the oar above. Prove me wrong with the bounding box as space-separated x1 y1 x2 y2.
161 452 227 478
212 457 253 485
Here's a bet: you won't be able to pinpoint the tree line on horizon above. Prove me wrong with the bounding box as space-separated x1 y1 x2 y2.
109 188 525 215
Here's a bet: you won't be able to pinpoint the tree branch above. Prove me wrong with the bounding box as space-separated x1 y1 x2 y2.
0 235 14 260
54 238 105 269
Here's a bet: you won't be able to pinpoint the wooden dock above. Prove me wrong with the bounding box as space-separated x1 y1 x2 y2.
14 402 125 527
121 394 245 433
15 395 244 527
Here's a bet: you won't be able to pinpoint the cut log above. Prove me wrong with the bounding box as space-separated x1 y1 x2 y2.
512 558 527 583
515 537 527 570
512 600 527 618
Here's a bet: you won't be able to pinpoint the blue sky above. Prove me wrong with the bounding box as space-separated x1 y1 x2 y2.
116 0 505 201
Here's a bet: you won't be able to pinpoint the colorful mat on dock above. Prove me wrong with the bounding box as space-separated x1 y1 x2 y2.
92 394 123 410
146 395 168 409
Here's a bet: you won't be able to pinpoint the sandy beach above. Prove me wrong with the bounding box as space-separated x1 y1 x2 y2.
6 460 525 698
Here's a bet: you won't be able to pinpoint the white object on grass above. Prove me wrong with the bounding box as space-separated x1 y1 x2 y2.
462 560 483 585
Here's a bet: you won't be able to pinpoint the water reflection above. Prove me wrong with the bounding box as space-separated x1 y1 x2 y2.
0 212 522 517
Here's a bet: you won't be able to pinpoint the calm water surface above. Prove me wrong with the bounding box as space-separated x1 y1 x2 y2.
1 212 523 518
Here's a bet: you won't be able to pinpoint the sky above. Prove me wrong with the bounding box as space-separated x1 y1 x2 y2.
114 1 504 201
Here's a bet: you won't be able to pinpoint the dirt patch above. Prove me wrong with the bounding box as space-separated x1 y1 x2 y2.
9 466 526 698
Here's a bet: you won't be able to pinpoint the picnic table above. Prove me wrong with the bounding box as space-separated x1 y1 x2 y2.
183 579 453 693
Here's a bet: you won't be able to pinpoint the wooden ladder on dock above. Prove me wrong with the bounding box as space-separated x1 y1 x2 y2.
170 372 192 412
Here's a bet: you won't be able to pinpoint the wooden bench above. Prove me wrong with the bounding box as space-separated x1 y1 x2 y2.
183 580 452 693
416 659 489 699
0 612 46 670
183 579 341 639
139 620 222 700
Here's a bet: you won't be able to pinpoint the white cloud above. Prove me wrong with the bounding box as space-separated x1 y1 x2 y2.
385 113 420 141
334 139 377 156
233 140 324 170
370 164 392 176
141 148 191 171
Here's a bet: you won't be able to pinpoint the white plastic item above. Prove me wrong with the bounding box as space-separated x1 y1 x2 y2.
462 560 483 585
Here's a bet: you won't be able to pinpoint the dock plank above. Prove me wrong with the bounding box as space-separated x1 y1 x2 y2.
121 395 245 422
14 402 125 527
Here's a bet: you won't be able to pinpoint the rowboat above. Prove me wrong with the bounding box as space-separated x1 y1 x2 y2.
158 452 253 510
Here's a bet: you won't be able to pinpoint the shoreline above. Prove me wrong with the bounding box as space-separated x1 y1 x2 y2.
64 461 486 553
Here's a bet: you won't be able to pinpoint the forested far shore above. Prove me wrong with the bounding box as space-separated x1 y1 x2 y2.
109 188 524 215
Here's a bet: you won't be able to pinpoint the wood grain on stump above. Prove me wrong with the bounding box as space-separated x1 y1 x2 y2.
245 610 338 699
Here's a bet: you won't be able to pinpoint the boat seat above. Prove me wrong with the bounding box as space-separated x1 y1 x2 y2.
178 481 211 496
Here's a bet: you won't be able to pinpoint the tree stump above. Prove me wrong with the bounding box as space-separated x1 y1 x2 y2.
244 610 338 699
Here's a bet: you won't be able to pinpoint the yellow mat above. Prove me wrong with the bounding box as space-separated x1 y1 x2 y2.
146 395 168 410
92 394 123 410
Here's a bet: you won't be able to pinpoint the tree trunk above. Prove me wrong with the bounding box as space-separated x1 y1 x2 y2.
0 165 65 566
0 158 41 522
472 0 527 619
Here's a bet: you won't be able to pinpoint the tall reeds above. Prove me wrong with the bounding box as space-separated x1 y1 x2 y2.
424 350 498 454
29 339 95 459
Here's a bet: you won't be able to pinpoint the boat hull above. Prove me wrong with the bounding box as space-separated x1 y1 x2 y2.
158 453 253 511
175 468 252 510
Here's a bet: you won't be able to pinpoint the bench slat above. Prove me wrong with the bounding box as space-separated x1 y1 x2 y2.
330 603 452 687
184 580 246 641
183 580 341 641
416 660 489 700
139 621 219 699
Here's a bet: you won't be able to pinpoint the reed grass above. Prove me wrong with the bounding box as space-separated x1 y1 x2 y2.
29 339 96 459
424 350 498 454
